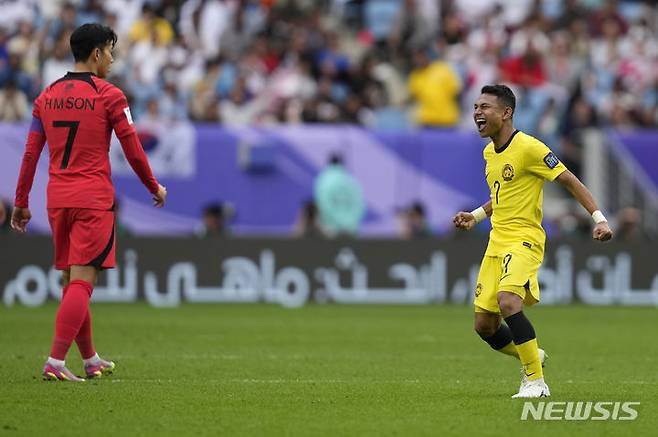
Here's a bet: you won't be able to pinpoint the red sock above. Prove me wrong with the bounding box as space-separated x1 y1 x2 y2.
75 309 96 359
49 280 93 361
62 282 96 359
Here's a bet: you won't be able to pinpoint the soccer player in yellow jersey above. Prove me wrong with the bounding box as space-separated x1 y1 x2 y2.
453 85 613 398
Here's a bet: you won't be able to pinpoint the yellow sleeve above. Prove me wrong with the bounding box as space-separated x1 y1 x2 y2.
525 140 567 181
408 72 418 97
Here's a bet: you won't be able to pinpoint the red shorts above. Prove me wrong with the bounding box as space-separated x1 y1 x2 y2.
47 208 116 270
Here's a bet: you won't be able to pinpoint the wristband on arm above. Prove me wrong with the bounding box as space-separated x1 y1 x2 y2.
592 210 607 224
470 207 487 224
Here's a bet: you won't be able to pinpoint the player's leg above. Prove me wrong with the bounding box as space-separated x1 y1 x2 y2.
47 264 97 379
497 251 548 397
498 291 548 397
473 255 519 358
44 208 116 381
70 265 98 361
60 268 92 357
61 267 102 372
496 252 543 381
497 292 542 377
43 209 85 381
66 265 114 377
68 208 117 378
474 310 519 359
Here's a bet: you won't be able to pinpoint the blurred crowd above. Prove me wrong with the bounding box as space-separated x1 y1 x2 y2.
0 0 655 239
0 0 655 136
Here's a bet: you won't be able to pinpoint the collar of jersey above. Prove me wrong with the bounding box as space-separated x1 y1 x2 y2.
65 71 97 78
494 129 519 154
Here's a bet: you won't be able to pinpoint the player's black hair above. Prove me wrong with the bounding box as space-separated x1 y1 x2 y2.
481 85 516 114
70 23 117 63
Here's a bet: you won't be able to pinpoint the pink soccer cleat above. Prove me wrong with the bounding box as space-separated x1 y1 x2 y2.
84 358 115 378
42 362 85 382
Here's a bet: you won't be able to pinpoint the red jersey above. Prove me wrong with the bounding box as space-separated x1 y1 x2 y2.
14 71 159 210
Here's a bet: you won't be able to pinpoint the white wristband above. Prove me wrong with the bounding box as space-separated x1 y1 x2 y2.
470 207 487 224
592 210 607 224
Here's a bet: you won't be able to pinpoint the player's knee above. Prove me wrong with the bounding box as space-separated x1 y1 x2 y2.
61 269 70 286
497 292 521 316
474 319 497 338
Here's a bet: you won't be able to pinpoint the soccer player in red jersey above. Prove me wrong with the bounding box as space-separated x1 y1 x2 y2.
11 23 167 381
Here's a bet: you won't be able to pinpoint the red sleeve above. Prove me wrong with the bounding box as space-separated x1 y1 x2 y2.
117 132 160 194
14 98 47 208
104 84 159 194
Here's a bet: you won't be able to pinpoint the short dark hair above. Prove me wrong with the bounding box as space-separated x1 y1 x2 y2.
481 85 516 114
70 23 117 63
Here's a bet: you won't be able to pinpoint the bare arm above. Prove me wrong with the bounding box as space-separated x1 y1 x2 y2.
482 199 492 217
555 170 599 214
555 169 613 241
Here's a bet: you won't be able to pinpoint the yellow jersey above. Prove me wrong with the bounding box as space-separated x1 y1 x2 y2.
408 61 461 126
483 130 567 259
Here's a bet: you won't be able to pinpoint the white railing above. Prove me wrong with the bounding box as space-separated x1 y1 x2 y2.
586 130 658 237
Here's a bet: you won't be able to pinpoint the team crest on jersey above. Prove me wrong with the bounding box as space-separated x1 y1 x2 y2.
502 164 515 181
475 283 482 297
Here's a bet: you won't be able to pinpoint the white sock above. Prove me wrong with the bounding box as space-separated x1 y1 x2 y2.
83 353 101 366
47 357 65 368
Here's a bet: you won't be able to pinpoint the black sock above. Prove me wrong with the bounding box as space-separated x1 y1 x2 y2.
504 311 536 345
479 324 514 350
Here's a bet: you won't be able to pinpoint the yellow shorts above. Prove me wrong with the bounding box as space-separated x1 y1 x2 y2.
474 249 542 313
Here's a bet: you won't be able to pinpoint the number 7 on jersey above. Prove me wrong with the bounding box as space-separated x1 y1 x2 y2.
53 120 80 169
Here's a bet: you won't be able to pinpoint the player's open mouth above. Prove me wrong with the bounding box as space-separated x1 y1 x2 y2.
476 118 487 132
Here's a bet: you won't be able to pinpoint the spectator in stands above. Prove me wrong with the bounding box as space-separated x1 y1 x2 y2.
0 0 653 134
614 206 645 241
197 202 233 238
556 206 592 239
42 35 73 87
560 94 599 178
388 0 439 60
7 21 40 79
293 200 325 238
589 0 628 37
129 3 174 47
500 41 547 88
398 201 433 239
314 153 365 237
0 79 28 121
0 50 33 99
45 2 78 48
555 0 589 31
407 48 462 128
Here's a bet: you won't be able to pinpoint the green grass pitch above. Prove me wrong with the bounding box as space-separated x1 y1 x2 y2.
0 304 656 436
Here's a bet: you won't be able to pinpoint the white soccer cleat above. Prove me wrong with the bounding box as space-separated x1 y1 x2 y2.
519 348 547 391
512 378 550 398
